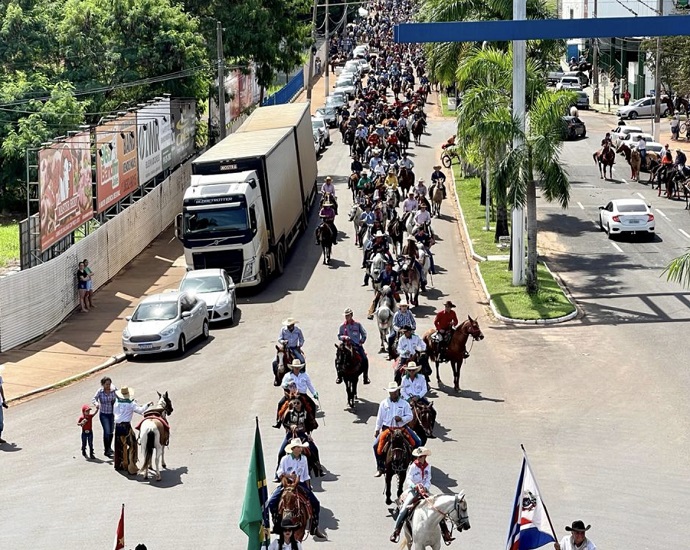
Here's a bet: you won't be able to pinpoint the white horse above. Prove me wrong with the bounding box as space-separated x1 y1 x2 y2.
348 203 364 246
375 285 396 352
401 492 471 550
429 185 443 218
416 244 433 290
369 252 388 291
138 391 173 482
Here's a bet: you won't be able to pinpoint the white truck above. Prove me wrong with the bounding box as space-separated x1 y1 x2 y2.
177 104 317 287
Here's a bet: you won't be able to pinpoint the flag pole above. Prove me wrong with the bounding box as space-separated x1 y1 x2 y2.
521 444 558 541
257 416 271 549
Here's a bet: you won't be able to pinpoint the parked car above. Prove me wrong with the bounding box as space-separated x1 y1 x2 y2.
313 131 321 154
314 107 338 128
564 70 589 87
546 65 565 86
611 125 643 146
334 76 356 99
324 94 347 112
630 140 664 161
122 291 208 358
179 268 236 324
312 125 326 152
562 116 586 140
575 91 590 109
556 76 583 91
617 97 669 119
622 132 654 146
352 45 369 58
312 117 331 146
598 198 655 239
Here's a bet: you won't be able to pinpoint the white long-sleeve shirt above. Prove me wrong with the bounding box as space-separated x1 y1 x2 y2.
401 375 428 400
277 453 311 482
281 371 316 396
406 460 432 491
375 397 413 431
558 536 596 550
397 334 426 358
113 399 148 424
414 209 431 226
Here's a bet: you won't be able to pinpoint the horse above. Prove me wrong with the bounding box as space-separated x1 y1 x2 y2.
399 167 415 197
411 118 425 146
384 428 413 505
616 143 641 181
416 244 432 290
399 257 421 306
278 482 312 542
274 342 297 386
369 252 388 291
137 391 173 482
348 172 359 202
397 127 411 151
401 492 471 550
334 340 363 409
348 203 364 245
408 399 435 445
352 136 367 159
375 287 396 353
387 215 404 256
315 222 335 265
429 185 443 218
593 143 615 179
423 317 484 392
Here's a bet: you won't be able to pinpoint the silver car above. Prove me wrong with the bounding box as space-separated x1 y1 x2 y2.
179 268 236 324
312 117 331 146
617 97 669 119
122 291 208 358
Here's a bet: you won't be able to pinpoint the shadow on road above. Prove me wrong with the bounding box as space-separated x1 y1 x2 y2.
0 441 21 452
428 420 455 443
318 505 340 534
432 465 458 491
350 397 378 424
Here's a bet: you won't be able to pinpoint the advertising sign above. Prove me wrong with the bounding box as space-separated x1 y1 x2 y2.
39 133 94 251
136 98 172 185
95 114 138 212
170 99 197 167
225 66 261 121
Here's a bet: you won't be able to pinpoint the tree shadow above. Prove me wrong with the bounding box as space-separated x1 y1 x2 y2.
350 397 378 424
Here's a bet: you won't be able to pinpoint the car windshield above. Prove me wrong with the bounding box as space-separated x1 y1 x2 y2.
184 207 248 234
132 302 179 321
316 108 334 117
617 204 647 213
180 276 225 293
632 98 647 106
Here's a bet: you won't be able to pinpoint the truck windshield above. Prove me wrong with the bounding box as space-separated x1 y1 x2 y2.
184 207 249 235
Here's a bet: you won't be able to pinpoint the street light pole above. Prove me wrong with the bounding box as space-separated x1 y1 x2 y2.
512 0 526 285
324 0 330 98
216 21 226 140
482 41 491 232
653 0 663 142
592 0 599 104
306 0 319 101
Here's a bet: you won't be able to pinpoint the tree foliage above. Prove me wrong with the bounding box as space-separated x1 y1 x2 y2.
640 36 690 96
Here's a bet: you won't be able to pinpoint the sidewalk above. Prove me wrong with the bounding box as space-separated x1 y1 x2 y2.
1 227 186 402
295 72 330 113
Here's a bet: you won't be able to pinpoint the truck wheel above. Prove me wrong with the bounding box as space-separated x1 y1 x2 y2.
276 244 285 275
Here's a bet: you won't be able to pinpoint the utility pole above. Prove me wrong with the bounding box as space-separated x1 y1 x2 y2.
512 0 526 286
324 0 330 97
482 41 490 232
217 21 226 140
653 0 663 142
306 0 319 101
592 0 599 104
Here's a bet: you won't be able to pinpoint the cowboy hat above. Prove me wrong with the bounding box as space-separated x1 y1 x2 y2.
357 123 364 128
412 446 432 457
433 165 442 170
565 521 591 533
398 299 409 307
420 203 427 207
344 307 354 315
402 325 413 331
325 176 332 181
285 438 309 453
417 178 425 183
385 381 401 392
407 235 416 241
116 386 134 400
404 361 421 371
443 301 456 308
374 230 387 238
289 359 305 369
281 518 301 530
282 317 299 326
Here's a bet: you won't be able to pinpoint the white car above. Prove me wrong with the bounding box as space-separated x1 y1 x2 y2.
122 291 209 358
611 125 642 146
313 132 321 154
556 76 582 91
617 97 669 119
311 117 331 147
334 77 356 99
620 132 654 146
352 45 369 58
598 199 655 239
179 268 236 323
631 140 664 156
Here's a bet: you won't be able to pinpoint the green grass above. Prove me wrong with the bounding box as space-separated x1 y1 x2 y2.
453 170 506 259
439 94 457 118
478 261 576 320
0 222 19 268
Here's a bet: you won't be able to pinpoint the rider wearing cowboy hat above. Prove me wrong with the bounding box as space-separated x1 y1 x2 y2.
277 318 305 366
430 165 447 199
363 231 393 285
389 447 454 544
113 386 150 473
317 200 338 245
388 299 416 357
276 396 321 480
368 263 400 318
373 382 421 477
396 325 427 368
281 359 319 412
266 438 327 540
338 307 370 384
433 301 459 361
555 521 596 550
415 178 427 198
402 191 418 213
268 518 304 550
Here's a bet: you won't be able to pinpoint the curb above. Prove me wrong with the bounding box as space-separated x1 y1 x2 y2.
6 353 127 404
449 165 487 262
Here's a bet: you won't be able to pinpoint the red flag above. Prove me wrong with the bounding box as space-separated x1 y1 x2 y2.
113 504 125 550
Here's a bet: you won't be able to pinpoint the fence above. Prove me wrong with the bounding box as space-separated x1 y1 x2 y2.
262 71 305 106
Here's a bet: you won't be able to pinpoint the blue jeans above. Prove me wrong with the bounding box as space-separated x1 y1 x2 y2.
289 347 306 365
394 486 421 530
267 482 321 526
99 412 115 453
81 431 94 453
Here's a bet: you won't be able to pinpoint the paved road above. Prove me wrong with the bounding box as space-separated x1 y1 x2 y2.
3 101 689 549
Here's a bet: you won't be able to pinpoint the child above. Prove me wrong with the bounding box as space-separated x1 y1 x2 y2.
78 404 97 459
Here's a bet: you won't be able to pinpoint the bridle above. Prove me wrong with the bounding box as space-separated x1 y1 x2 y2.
423 494 470 545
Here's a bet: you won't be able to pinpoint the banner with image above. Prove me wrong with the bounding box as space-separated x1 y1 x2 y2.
170 99 197 167
136 99 172 185
95 114 138 212
39 133 94 251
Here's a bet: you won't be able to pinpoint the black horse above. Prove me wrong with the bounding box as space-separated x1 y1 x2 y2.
315 222 336 265
334 341 363 409
384 428 413 505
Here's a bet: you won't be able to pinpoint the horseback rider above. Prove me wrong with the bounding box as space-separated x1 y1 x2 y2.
413 225 436 277
415 178 428 198
337 308 370 385
384 168 399 194
374 382 421 477
401 362 436 430
113 386 150 473
432 301 459 361
396 325 426 368
266 438 327 540
430 165 447 199
389 447 454 543
317 200 338 245
280 359 319 419
278 318 305 366
363 231 393 286
269 518 304 550
320 176 338 214
402 191 418 213
400 152 414 170
367 263 400 319
388 300 416 356
276 396 322 480
351 154 363 176
413 202 431 229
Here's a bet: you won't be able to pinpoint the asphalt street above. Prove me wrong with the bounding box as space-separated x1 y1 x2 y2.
2 101 689 550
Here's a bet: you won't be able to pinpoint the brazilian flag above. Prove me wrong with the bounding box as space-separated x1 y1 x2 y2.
239 419 270 550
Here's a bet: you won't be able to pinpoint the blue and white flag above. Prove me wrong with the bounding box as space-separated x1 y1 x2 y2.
506 457 556 550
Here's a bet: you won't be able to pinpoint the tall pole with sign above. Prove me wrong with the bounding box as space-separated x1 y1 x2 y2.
217 21 226 140
512 0 526 285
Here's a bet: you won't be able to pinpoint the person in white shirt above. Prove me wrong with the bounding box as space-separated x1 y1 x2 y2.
400 362 428 402
113 386 150 473
396 326 427 367
266 439 327 540
555 521 596 550
373 382 421 476
415 178 427 198
399 153 414 170
414 203 431 227
402 192 418 213
389 447 454 543
268 518 303 550
280 360 319 415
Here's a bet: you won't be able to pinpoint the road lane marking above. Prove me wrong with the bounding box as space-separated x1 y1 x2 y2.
679 229 690 239
577 201 584 210
611 242 623 253
636 192 646 200
656 208 668 219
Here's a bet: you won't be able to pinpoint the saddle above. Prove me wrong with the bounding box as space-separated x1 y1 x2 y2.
136 411 170 447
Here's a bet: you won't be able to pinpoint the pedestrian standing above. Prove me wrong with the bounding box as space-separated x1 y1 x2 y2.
76 261 89 312
623 88 631 106
0 365 7 444
92 376 117 457
77 404 96 459
83 259 95 308
612 80 620 105
554 520 596 550
671 114 680 141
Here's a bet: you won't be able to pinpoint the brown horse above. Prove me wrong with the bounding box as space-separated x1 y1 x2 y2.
409 399 436 444
593 143 615 179
423 317 484 392
278 483 312 542
411 118 425 146
334 341 363 409
384 428 413 505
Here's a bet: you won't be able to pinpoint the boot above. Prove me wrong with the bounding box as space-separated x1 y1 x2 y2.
312 527 328 539
440 521 455 543
390 528 401 543
272 420 282 429
82 449 87 458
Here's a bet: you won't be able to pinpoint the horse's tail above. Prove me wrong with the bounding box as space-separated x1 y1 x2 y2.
140 428 155 474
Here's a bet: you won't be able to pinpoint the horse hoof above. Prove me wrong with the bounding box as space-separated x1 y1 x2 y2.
162 462 166 469
386 498 393 505
156 476 161 482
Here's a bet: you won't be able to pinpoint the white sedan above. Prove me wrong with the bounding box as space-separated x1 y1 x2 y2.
179 268 236 323
122 291 208 358
598 199 655 239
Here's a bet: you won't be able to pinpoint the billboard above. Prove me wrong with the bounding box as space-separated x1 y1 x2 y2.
136 99 172 185
170 99 197 167
95 114 138 212
39 133 94 252
224 67 261 121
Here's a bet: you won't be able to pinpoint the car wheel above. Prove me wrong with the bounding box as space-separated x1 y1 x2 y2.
629 111 638 119
177 334 187 357
124 352 135 360
202 319 209 340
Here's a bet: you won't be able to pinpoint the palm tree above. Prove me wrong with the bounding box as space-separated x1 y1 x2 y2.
663 251 690 287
